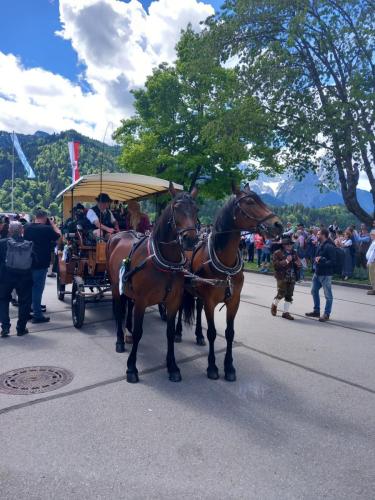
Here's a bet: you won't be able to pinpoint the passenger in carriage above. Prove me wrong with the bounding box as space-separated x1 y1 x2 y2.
112 203 128 231
63 203 90 234
86 193 119 239
125 200 151 234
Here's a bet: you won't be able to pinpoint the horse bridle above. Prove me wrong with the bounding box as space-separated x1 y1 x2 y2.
167 201 199 246
233 194 277 232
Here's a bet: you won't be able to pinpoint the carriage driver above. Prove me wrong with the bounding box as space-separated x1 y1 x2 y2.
86 193 119 239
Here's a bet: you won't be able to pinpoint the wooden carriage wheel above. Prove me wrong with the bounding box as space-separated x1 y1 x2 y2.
71 277 85 329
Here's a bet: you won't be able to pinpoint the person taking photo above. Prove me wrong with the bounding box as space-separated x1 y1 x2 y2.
24 209 61 323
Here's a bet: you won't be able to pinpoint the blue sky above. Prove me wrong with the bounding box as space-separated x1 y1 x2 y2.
0 0 223 138
0 0 223 84
0 0 81 81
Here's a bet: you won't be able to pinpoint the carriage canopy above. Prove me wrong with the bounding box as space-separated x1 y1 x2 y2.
57 173 183 219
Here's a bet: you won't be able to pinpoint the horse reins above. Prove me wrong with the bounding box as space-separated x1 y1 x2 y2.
233 194 278 233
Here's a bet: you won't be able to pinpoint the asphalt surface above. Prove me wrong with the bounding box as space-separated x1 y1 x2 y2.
0 274 374 500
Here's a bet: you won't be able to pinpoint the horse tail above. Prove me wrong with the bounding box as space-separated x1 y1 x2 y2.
182 291 196 325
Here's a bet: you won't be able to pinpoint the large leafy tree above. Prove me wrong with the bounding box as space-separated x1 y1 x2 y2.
114 27 279 199
208 0 375 223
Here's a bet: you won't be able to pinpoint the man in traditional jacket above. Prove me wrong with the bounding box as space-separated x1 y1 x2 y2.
271 236 302 320
86 193 119 239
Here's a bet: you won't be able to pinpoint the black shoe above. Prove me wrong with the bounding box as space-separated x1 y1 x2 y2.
1 328 10 338
17 328 29 336
31 305 47 313
305 311 320 318
32 316 50 324
318 314 330 322
47 273 56 278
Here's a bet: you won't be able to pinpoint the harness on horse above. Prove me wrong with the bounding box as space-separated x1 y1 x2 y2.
185 196 277 302
206 233 243 301
119 232 148 295
119 232 187 296
206 233 243 277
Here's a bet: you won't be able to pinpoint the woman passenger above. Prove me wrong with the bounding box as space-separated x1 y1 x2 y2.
125 201 151 234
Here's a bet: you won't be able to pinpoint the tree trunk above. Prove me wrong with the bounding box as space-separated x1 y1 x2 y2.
189 165 202 192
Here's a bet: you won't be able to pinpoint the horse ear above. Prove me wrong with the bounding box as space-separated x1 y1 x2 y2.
244 183 251 194
169 181 177 198
231 180 241 196
190 186 198 199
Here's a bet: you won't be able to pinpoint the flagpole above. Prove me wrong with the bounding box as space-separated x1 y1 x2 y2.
11 131 15 212
99 122 113 236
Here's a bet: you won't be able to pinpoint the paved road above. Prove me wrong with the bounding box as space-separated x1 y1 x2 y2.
0 274 374 499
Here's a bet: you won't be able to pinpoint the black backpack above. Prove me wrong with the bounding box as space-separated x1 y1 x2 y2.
5 238 33 271
333 246 345 275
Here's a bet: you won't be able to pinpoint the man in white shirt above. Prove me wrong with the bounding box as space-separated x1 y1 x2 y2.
86 193 119 239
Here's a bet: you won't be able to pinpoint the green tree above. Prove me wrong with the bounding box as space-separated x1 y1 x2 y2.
273 203 359 228
114 26 280 199
208 0 375 222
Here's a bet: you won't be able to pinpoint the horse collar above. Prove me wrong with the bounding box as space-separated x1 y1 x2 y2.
149 236 186 273
207 233 243 277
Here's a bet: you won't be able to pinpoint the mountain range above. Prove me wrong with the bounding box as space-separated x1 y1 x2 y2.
249 172 373 213
0 129 372 215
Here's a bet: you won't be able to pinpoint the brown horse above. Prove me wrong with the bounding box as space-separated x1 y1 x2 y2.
181 184 282 381
107 184 198 383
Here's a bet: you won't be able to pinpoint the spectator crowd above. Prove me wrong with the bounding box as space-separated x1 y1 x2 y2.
243 220 375 285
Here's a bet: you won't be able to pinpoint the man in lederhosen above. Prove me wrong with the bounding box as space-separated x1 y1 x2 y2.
86 193 119 239
271 236 301 320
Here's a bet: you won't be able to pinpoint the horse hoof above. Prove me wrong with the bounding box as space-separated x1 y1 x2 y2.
169 371 182 382
116 343 125 353
207 368 219 380
196 337 206 346
174 334 182 343
225 371 236 382
126 371 139 383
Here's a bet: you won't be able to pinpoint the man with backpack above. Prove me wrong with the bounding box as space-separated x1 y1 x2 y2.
306 228 336 322
0 222 33 337
24 209 61 323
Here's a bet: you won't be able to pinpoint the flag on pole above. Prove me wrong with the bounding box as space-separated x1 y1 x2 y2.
68 141 80 182
12 133 36 179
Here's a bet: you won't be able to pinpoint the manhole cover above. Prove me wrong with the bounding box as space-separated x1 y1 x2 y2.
0 366 73 395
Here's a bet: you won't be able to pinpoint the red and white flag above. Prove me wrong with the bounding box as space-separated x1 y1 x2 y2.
68 141 80 182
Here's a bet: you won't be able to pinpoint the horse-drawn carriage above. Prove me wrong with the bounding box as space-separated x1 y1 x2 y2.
57 173 282 384
56 173 183 328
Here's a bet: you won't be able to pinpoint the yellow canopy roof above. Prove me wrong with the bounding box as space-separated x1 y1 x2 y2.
57 173 183 219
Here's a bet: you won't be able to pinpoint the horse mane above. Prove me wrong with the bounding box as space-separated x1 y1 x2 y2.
212 195 237 251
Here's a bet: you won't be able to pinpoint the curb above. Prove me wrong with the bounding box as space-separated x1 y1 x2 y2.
243 268 372 290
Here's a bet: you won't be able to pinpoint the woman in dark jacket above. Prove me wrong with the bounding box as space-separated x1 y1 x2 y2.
341 229 355 280
0 216 9 239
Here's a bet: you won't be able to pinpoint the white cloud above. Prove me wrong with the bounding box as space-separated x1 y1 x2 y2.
0 51 112 138
0 0 214 140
